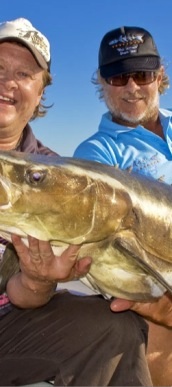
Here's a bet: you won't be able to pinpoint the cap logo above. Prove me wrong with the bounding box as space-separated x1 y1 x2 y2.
109 33 144 56
17 28 49 60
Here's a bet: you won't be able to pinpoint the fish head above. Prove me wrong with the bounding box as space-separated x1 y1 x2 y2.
0 151 131 244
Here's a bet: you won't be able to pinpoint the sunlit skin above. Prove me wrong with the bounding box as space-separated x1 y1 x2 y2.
102 68 164 138
7 235 92 308
11 235 92 284
110 293 172 327
0 42 44 150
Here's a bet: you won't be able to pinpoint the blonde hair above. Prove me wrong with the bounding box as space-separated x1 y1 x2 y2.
31 70 52 120
92 65 170 101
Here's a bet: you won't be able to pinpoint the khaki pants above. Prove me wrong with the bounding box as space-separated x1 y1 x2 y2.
0 292 152 386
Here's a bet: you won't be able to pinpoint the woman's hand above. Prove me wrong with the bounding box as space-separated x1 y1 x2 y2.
11 234 91 284
6 235 92 308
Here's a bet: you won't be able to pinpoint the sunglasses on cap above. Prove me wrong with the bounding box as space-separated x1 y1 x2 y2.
105 71 157 87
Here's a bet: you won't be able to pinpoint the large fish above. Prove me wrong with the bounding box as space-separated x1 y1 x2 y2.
0 150 172 301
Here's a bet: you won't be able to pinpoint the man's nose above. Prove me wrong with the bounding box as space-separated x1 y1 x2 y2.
125 76 140 90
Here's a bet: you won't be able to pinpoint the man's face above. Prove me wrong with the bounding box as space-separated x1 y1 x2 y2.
0 42 44 132
102 69 163 126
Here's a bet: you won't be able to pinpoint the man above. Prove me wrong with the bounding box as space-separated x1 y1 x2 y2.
74 26 172 386
0 19 152 386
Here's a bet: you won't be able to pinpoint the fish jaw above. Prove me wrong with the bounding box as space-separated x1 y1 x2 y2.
0 176 22 209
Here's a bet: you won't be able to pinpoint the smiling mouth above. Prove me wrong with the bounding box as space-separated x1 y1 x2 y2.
0 95 15 105
124 97 144 103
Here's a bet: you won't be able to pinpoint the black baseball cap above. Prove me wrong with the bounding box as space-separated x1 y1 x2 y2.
99 26 161 78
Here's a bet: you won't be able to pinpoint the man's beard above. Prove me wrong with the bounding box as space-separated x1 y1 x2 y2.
104 92 159 126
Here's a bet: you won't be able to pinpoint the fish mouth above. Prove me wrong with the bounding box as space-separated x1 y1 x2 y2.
0 176 21 209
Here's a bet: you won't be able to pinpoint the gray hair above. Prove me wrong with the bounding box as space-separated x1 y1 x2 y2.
91 65 170 101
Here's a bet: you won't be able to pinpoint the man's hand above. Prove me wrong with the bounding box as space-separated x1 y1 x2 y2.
110 292 172 327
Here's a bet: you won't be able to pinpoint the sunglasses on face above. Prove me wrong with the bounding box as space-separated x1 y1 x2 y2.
105 71 157 87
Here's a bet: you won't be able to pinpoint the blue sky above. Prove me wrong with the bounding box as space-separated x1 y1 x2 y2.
1 0 172 156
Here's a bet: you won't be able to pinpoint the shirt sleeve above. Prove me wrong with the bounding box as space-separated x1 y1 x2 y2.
74 138 118 166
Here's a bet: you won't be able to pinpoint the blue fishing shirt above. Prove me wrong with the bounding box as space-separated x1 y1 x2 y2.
74 108 172 185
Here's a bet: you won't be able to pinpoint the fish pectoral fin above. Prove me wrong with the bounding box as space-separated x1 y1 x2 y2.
80 274 111 299
114 236 172 295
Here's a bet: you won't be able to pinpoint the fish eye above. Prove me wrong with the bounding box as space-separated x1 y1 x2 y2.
25 168 47 185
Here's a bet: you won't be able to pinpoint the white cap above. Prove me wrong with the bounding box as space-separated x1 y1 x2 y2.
0 18 51 70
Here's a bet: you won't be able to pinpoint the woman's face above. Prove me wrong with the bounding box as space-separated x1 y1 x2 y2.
0 42 44 135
